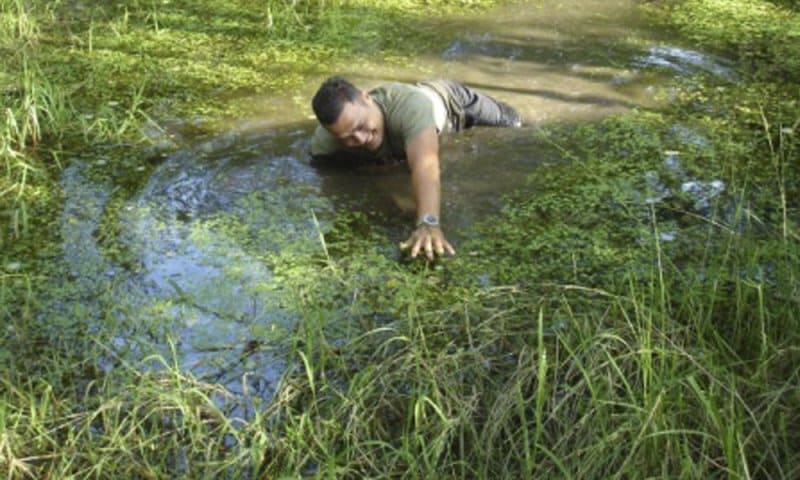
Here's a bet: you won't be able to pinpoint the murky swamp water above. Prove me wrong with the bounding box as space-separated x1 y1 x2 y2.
58 0 736 407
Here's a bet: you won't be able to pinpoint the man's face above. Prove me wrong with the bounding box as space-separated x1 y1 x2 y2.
325 92 383 151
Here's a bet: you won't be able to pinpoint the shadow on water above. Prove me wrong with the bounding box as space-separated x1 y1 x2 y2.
56 0 740 411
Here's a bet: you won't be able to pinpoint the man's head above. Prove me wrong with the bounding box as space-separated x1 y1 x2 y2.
311 76 384 151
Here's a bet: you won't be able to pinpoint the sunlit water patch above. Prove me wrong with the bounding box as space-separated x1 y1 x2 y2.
633 46 738 80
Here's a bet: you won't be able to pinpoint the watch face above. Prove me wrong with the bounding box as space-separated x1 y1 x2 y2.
420 214 439 226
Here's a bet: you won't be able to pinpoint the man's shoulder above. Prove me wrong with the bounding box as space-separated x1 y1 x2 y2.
371 82 433 126
370 82 418 94
370 82 427 104
372 82 436 145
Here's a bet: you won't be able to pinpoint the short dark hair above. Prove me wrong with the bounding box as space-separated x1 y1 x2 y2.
311 76 364 125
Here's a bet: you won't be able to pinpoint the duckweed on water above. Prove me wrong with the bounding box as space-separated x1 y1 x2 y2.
2 0 800 478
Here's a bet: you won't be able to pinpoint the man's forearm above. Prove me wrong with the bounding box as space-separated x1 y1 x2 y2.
411 158 441 219
405 127 443 223
402 128 455 258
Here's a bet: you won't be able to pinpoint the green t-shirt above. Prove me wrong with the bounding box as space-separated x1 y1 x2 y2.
310 83 436 163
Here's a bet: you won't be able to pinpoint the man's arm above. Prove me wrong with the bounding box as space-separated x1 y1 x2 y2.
400 127 456 260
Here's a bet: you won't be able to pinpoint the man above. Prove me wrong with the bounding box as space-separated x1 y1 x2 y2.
310 76 521 260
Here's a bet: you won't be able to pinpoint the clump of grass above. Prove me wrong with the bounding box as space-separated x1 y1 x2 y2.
0 353 261 478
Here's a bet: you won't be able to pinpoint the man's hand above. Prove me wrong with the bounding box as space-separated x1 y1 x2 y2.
400 225 456 260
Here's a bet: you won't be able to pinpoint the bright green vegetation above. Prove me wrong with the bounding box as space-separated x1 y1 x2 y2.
2 0 800 478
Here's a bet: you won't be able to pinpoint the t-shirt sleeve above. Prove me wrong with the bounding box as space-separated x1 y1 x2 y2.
310 125 341 157
394 91 437 148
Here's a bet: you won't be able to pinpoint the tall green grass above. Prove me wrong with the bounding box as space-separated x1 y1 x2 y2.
2 199 797 477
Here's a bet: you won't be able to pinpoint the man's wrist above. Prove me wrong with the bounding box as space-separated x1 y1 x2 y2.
416 213 440 228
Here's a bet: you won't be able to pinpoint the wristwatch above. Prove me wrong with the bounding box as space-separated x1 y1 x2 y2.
416 213 440 228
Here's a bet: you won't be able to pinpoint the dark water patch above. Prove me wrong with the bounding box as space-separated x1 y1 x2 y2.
61 163 115 286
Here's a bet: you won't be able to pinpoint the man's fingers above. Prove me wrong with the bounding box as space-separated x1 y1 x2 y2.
410 238 422 258
425 237 434 260
443 239 456 256
400 229 455 259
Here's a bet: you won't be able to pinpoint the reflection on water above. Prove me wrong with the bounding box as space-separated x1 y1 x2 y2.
56 0 738 407
634 46 738 79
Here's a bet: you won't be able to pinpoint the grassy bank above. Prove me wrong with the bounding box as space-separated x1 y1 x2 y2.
2 0 800 478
